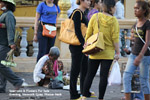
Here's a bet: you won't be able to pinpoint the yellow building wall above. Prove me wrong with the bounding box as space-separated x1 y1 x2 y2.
14 6 37 17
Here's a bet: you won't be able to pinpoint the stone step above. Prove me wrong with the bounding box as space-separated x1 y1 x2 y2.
12 57 128 72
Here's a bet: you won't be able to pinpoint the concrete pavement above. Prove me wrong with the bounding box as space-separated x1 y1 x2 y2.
0 72 124 100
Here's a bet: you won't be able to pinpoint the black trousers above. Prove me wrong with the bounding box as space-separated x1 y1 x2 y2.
69 45 88 99
83 59 113 99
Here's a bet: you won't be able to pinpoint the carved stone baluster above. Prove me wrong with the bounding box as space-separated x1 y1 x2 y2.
20 27 29 57
32 41 39 57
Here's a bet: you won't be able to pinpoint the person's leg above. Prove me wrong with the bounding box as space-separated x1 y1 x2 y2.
134 92 144 100
139 56 150 100
123 54 137 100
0 73 6 93
37 23 50 62
0 45 23 91
80 55 88 95
37 36 49 62
46 36 56 54
98 60 113 99
69 50 83 99
82 59 100 97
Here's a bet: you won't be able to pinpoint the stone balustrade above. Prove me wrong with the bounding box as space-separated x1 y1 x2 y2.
15 17 136 58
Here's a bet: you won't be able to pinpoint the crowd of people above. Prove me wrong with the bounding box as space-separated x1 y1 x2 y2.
0 0 150 100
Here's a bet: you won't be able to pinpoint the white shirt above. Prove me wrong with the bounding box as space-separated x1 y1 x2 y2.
114 1 124 19
33 55 49 83
67 0 79 17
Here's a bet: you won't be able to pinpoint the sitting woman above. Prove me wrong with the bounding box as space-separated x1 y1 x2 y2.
33 46 60 86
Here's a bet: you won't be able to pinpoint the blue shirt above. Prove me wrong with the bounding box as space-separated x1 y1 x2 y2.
36 2 60 24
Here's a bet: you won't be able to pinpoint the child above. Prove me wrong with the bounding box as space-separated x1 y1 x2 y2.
56 60 66 81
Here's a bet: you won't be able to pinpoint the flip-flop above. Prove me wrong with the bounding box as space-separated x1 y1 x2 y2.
90 92 97 98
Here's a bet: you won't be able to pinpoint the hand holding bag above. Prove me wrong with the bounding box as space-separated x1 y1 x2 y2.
59 9 87 45
82 13 105 55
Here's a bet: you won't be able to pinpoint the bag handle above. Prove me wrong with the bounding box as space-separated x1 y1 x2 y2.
70 9 82 20
135 24 150 51
96 13 100 33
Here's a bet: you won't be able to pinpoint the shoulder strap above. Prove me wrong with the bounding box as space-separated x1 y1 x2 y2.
96 13 100 33
71 9 82 20
55 5 58 27
55 5 58 15
135 25 150 51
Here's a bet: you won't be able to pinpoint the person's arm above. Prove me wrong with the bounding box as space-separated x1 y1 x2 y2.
33 12 40 42
35 57 48 79
5 13 16 49
72 11 85 46
134 29 150 66
33 3 42 42
112 18 120 60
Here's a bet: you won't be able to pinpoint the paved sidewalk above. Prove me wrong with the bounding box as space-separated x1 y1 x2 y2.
0 72 124 100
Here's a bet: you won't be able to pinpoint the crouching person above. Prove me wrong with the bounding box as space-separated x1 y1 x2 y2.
33 46 60 87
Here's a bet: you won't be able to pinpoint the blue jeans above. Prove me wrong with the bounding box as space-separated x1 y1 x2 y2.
131 91 144 100
123 54 150 94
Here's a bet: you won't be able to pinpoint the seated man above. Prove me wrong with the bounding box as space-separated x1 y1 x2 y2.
33 46 60 86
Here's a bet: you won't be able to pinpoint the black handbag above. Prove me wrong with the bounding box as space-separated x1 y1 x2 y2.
48 79 64 89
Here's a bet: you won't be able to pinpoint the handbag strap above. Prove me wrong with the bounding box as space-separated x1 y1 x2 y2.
96 13 100 33
70 9 82 20
135 24 150 51
55 5 58 27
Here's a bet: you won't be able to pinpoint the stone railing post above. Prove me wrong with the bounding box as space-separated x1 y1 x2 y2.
20 27 29 57
32 41 39 57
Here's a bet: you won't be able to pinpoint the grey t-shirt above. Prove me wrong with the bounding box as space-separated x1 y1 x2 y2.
131 20 150 56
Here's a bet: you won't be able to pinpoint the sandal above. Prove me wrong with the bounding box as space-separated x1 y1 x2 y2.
90 92 97 98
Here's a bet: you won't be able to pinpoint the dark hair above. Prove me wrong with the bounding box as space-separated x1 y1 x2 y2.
76 0 84 5
136 1 150 18
103 0 116 15
3 1 15 12
53 0 59 6
91 0 103 7
58 60 64 70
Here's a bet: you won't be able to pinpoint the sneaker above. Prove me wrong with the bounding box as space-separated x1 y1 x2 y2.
21 81 29 87
15 80 28 90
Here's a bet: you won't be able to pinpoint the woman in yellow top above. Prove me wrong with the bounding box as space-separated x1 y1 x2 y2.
82 0 120 100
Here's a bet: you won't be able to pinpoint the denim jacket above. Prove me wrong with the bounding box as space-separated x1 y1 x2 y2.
0 10 16 46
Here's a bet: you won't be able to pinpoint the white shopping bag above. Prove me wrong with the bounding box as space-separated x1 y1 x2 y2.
108 61 121 86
